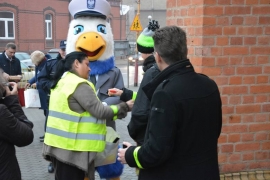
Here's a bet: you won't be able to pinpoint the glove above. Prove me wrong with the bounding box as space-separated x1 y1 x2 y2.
116 102 129 119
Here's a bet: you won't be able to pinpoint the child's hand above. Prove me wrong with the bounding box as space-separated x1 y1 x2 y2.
126 99 134 111
108 88 123 96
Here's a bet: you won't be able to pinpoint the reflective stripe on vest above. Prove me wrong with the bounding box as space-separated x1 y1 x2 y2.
46 127 105 140
44 72 106 152
49 110 106 124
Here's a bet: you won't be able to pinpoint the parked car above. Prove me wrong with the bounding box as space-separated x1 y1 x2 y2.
128 52 144 66
47 49 59 59
15 52 35 68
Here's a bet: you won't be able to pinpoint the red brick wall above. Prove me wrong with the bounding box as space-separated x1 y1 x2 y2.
0 1 70 52
167 0 270 173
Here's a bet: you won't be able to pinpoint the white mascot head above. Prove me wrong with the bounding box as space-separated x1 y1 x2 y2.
66 0 115 75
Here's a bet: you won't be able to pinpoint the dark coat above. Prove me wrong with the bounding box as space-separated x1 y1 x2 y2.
0 95 34 180
120 55 158 103
127 55 160 145
125 60 222 180
0 51 22 75
142 54 156 72
28 59 47 109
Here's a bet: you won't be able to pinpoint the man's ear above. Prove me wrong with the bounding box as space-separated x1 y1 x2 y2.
155 52 162 64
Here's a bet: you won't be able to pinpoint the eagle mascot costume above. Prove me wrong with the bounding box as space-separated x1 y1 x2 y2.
66 0 124 179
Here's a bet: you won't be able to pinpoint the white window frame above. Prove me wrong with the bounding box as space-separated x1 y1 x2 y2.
45 14 52 39
0 11 15 39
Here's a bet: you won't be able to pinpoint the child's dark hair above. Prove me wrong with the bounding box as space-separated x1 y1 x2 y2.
51 51 88 89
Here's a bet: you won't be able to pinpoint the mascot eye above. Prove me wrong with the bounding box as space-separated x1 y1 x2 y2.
74 25 84 35
97 24 106 34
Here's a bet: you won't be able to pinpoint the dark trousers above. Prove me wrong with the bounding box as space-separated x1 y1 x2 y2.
45 96 50 132
44 109 48 132
52 158 85 180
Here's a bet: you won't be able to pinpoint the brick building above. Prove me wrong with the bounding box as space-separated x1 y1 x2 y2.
0 0 126 53
167 0 270 177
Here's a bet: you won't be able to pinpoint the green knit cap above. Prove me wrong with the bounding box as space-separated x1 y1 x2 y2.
137 20 160 54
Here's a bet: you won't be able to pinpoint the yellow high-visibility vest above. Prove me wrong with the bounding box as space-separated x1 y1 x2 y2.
44 72 106 152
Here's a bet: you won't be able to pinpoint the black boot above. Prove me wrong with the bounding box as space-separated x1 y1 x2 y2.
48 162 54 173
40 137 44 142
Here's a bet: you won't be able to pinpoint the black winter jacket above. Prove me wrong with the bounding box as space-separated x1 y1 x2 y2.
120 55 158 102
0 95 34 180
127 55 160 145
142 54 156 72
125 60 222 180
0 51 22 75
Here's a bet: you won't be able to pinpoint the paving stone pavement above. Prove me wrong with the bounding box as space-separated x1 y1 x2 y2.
17 85 140 180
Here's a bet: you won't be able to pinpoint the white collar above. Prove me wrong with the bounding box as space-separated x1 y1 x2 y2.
5 52 12 61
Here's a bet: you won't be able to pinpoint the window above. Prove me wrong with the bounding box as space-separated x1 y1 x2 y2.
0 11 15 39
45 14 52 39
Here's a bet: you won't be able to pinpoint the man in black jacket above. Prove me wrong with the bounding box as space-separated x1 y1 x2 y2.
0 43 22 81
0 69 34 180
118 26 222 180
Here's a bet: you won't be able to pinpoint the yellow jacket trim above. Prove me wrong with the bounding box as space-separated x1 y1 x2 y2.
133 146 143 169
132 92 137 101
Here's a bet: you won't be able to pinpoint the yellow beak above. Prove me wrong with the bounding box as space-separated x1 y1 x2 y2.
75 32 106 61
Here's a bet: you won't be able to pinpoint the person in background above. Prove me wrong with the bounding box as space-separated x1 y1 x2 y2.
0 68 34 180
118 26 222 180
42 51 132 180
0 42 22 81
37 40 66 173
25 51 49 139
